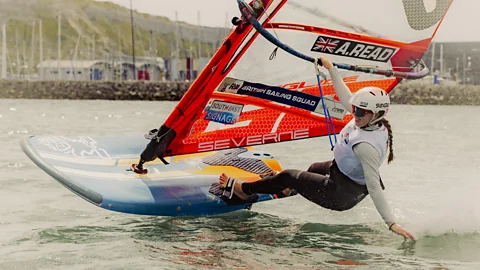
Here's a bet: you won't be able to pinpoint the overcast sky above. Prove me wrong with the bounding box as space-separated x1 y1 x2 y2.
96 0 477 42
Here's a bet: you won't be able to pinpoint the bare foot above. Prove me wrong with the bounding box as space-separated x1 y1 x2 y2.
219 173 249 200
219 173 229 188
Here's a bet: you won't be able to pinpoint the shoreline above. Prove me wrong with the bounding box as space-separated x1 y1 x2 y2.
0 80 479 105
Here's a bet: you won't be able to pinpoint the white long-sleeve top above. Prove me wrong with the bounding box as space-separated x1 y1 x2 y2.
329 67 395 224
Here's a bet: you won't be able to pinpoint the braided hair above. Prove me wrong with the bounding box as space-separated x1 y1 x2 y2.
380 118 394 164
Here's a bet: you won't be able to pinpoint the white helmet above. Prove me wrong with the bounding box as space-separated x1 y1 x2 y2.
349 86 390 123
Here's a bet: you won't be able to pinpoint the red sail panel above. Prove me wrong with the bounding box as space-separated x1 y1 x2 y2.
151 0 453 158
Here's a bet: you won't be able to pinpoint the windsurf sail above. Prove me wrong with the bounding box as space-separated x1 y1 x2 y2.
137 0 453 165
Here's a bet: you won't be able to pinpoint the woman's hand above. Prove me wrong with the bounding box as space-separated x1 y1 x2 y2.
319 56 334 70
389 223 416 241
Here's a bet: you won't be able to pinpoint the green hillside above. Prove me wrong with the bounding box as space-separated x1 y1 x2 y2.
0 0 229 74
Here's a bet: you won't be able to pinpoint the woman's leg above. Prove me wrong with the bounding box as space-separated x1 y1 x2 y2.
307 161 332 175
238 161 332 195
242 170 305 195
221 169 334 205
275 161 332 198
220 155 371 211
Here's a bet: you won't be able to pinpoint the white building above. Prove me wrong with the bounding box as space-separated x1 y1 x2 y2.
37 60 112 81
37 57 166 81
114 56 165 81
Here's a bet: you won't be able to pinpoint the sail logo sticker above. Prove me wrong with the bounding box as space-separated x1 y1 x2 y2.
205 100 244 125
311 35 397 63
215 79 347 120
236 82 320 111
313 37 339 53
402 0 452 31
198 129 310 152
217 77 245 93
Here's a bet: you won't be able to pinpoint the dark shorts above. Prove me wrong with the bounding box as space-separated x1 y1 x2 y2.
242 160 368 211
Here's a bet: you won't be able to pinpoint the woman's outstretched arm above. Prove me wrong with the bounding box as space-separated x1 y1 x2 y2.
320 56 352 113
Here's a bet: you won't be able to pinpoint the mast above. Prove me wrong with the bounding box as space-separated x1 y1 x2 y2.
104 51 107 81
174 11 180 81
430 42 435 74
117 27 122 81
197 11 202 59
92 34 95 60
57 12 61 80
30 21 36 77
150 29 155 80
39 20 43 80
15 29 20 76
439 43 444 78
6 46 13 76
224 12 229 39
22 38 26 78
68 48 74 80
1 24 6 79
73 34 81 80
129 0 136 80
169 38 173 80
462 49 466 84
455 57 459 83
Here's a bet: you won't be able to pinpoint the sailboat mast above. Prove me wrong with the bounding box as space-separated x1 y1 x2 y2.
129 0 136 80
118 28 122 81
1 24 6 79
15 29 20 76
224 12 229 39
39 20 43 80
440 44 444 78
174 11 179 81
430 42 435 74
30 21 36 77
57 12 61 80
197 11 202 59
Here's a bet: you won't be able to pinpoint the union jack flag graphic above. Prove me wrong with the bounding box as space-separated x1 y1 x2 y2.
312 36 339 53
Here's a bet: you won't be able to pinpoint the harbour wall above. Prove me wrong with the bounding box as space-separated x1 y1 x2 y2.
0 80 479 105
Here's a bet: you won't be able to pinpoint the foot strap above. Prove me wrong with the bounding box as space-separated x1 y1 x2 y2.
222 177 236 199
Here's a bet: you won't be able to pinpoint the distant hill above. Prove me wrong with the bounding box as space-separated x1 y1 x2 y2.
0 0 229 74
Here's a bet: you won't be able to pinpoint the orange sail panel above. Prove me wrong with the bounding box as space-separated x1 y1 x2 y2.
155 0 453 158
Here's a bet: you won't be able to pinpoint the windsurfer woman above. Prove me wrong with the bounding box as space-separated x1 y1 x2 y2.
219 56 415 240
